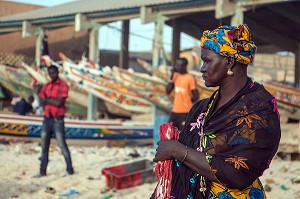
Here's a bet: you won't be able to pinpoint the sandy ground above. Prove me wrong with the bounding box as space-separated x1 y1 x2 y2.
0 122 299 199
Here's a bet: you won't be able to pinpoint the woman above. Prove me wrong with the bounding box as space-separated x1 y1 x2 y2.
152 24 281 198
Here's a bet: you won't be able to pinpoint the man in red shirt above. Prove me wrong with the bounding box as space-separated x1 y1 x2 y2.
166 58 199 131
34 65 74 177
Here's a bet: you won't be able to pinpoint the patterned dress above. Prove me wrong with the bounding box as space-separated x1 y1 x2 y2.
169 78 281 199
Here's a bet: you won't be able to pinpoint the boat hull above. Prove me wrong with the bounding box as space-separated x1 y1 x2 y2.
0 114 153 140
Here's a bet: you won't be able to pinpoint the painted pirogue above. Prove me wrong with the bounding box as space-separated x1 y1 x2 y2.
112 66 173 113
0 113 153 140
137 61 300 120
62 60 152 114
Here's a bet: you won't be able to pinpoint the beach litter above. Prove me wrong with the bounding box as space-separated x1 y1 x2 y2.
102 158 155 190
62 188 80 196
45 186 56 194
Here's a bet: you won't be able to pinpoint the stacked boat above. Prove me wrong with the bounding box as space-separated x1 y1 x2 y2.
1 53 300 142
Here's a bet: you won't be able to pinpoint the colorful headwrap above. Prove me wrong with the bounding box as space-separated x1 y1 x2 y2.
200 24 257 65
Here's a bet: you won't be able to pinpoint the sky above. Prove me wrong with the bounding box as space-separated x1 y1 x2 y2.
7 0 199 52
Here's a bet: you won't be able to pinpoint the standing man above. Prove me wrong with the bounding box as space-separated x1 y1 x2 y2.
34 65 74 177
166 58 199 131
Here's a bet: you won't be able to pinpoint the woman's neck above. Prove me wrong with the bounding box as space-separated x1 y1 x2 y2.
217 75 248 109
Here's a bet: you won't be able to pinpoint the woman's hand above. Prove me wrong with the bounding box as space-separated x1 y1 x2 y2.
153 140 183 162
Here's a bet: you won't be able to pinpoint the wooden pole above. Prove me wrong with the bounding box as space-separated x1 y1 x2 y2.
119 20 129 69
295 43 300 87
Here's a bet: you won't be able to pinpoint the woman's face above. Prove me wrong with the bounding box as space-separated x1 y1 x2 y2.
200 48 228 87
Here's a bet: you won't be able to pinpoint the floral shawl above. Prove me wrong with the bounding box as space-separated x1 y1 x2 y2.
170 78 281 199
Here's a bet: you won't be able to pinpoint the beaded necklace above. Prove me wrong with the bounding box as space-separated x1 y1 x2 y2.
189 91 218 197
200 91 218 196
204 91 218 117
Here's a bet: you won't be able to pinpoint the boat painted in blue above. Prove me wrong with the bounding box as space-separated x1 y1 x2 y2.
0 114 153 140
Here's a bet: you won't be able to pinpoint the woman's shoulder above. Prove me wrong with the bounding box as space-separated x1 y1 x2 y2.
189 98 210 113
243 81 278 114
248 81 275 102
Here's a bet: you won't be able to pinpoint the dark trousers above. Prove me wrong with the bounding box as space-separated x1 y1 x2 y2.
40 117 73 174
169 112 188 132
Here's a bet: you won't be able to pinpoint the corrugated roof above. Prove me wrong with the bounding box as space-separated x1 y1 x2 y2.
0 0 192 22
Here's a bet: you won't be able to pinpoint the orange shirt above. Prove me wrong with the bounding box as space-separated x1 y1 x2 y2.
172 73 196 113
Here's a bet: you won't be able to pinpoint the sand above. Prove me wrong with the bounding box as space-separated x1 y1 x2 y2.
0 122 299 199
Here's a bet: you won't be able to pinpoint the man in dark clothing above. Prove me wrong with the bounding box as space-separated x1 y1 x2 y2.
13 96 34 115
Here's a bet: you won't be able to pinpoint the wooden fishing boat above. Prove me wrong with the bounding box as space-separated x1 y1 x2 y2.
0 114 153 140
153 65 300 119
59 53 153 117
0 64 33 99
58 53 111 77
112 66 173 112
188 71 300 120
258 80 300 120
137 59 300 120
259 81 300 108
137 62 216 100
62 62 152 114
0 63 87 117
22 62 133 118
21 62 89 109
62 60 136 96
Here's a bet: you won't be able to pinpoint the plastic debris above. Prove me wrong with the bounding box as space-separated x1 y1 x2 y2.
62 188 79 196
102 194 113 199
280 184 289 190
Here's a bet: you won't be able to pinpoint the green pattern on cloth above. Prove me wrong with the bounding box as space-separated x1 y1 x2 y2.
0 86 5 99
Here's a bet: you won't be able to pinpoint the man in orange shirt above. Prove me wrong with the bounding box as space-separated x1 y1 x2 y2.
166 58 199 131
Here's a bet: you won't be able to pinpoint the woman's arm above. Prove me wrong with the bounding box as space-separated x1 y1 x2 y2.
153 140 219 182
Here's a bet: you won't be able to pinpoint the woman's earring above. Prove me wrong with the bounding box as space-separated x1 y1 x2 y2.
227 68 234 76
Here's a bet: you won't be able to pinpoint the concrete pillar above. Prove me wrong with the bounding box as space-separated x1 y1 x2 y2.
87 26 100 120
152 15 165 67
35 29 44 67
152 15 169 148
231 5 244 26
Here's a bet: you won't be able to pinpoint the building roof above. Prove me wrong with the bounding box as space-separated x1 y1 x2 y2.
0 0 193 22
0 0 299 54
172 0 300 53
0 1 43 17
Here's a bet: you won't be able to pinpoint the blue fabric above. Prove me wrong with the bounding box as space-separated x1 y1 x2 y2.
13 99 32 115
40 117 73 174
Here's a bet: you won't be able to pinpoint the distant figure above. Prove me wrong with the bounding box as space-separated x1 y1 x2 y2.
32 84 44 115
11 95 22 106
42 35 49 56
13 96 34 115
166 58 199 131
33 65 74 178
